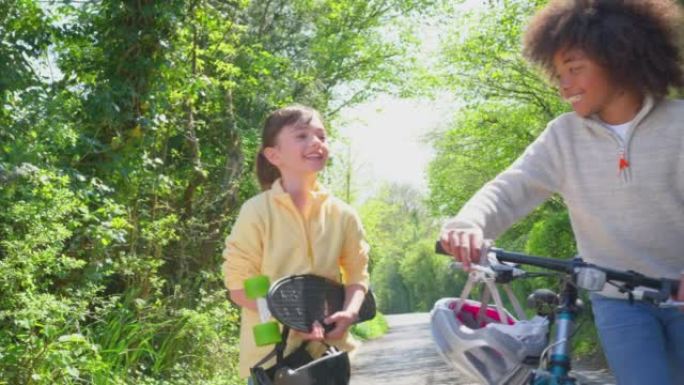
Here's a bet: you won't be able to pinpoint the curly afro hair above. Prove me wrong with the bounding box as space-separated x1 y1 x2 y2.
523 0 684 98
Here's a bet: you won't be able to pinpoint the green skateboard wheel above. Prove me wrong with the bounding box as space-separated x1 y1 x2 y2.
244 275 270 299
253 321 281 346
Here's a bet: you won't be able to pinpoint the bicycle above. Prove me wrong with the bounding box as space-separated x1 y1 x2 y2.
433 242 682 385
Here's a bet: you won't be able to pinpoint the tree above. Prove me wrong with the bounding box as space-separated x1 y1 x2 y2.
427 0 570 249
360 183 464 313
0 0 435 383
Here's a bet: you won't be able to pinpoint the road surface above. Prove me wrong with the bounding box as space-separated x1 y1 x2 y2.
350 313 615 385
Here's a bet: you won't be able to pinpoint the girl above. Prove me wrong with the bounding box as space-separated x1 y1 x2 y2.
223 105 370 381
439 1 684 384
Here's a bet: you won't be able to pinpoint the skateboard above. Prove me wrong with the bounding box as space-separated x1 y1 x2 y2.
267 274 376 333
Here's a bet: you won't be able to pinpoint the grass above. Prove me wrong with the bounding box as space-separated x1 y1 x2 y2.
350 311 389 340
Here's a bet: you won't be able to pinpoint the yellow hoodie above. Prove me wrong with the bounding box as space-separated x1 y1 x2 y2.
223 179 370 378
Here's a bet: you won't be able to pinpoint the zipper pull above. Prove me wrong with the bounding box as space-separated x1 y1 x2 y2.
618 150 629 173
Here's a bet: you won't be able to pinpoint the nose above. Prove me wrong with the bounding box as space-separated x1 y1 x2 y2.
310 135 323 148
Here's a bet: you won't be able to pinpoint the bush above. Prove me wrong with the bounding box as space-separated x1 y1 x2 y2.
351 312 389 341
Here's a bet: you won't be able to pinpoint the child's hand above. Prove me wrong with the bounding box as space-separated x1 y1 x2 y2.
323 310 358 340
439 228 484 271
228 289 258 312
294 321 325 341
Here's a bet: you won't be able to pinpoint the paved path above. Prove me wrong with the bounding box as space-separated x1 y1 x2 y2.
350 313 615 385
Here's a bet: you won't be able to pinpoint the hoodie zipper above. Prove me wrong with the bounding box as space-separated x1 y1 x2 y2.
618 148 630 181
601 125 631 183
278 196 314 265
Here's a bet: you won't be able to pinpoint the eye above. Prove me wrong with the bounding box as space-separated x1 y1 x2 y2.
296 133 307 140
317 134 326 142
569 65 583 74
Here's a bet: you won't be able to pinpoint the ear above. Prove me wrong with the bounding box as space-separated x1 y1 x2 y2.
262 146 281 167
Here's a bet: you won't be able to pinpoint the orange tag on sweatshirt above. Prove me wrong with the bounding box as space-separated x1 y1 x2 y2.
619 152 629 171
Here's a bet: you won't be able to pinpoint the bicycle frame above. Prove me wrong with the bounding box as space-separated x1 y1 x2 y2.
530 273 579 385
488 248 681 385
434 241 681 385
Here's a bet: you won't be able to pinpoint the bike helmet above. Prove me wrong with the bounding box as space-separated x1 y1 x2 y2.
252 343 351 385
430 297 549 385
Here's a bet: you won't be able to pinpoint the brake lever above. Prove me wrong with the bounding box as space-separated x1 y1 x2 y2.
441 241 524 281
489 263 518 283
632 287 678 307
448 261 493 275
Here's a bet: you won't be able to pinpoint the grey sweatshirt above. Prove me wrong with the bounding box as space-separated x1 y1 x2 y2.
444 96 684 298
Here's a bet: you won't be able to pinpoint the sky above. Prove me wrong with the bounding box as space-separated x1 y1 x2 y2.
334 93 456 195
332 0 493 197
332 1 476 196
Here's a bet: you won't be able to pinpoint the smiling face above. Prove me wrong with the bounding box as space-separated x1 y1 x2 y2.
263 115 329 179
552 47 628 121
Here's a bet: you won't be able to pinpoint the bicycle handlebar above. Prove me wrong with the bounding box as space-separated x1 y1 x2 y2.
435 241 680 296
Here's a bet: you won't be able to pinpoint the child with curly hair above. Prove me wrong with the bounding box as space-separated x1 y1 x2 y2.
440 1 684 384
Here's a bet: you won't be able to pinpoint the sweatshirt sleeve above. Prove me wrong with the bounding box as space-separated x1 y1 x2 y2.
222 200 264 291
339 209 370 290
443 120 564 239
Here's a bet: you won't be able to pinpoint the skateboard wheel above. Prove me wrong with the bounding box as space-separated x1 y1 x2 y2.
245 275 270 299
253 321 281 346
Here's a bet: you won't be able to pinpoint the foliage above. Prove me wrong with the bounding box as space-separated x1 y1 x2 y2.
0 0 431 383
350 312 389 341
359 183 464 313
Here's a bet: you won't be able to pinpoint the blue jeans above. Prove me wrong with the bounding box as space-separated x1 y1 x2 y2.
591 294 684 385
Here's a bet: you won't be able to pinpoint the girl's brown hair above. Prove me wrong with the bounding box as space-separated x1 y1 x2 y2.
256 105 322 190
523 0 684 98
